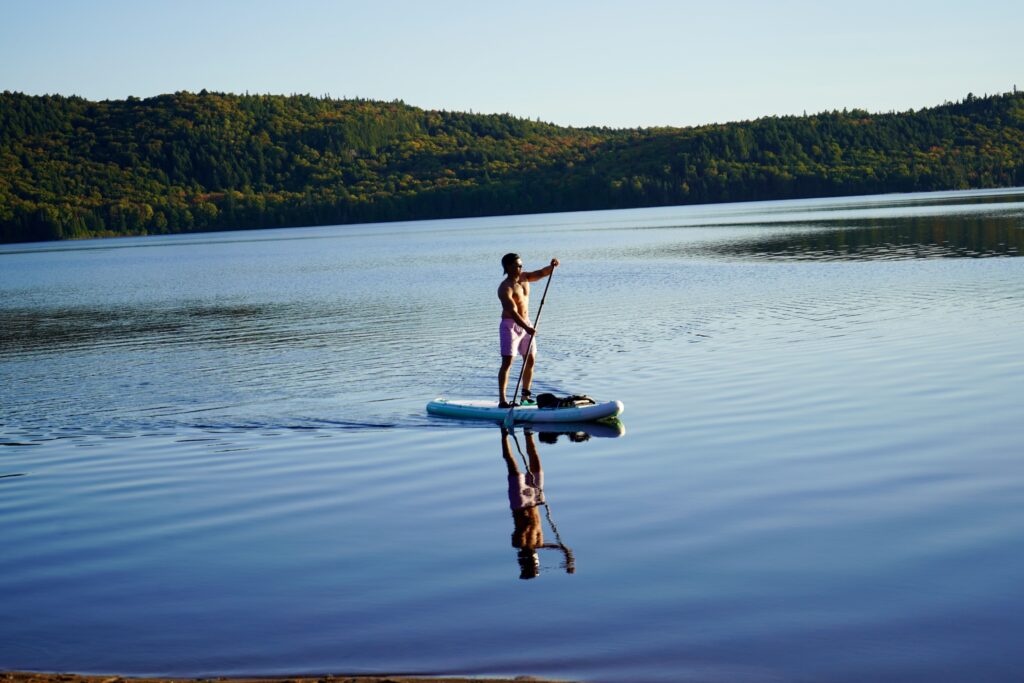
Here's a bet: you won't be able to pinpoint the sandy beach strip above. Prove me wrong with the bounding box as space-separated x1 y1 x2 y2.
3 673 571 683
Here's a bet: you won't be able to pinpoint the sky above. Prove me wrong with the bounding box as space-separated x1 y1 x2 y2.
2 0 1022 129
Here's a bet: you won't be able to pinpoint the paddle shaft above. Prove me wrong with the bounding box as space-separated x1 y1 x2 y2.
507 265 555 411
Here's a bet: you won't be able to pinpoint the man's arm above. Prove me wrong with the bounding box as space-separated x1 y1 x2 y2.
523 258 559 283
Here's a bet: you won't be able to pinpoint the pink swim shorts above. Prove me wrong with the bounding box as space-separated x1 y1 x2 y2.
499 318 536 358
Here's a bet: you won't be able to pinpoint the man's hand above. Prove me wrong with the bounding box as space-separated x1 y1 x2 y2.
550 258 560 268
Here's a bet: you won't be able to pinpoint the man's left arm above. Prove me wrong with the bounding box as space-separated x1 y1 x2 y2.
524 258 559 282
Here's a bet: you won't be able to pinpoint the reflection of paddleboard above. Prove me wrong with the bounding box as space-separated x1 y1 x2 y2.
531 418 625 439
427 397 624 424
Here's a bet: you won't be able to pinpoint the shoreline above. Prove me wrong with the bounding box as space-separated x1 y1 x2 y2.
2 673 570 683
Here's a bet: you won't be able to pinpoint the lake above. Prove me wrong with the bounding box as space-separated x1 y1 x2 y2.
2 188 1023 682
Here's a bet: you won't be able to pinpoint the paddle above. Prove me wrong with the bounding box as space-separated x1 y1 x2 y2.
503 262 556 428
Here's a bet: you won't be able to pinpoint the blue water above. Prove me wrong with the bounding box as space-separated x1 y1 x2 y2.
2 188 1024 682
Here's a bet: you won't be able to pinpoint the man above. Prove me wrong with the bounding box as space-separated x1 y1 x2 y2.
498 252 559 408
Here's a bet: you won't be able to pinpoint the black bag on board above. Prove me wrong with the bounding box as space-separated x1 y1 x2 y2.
536 393 597 409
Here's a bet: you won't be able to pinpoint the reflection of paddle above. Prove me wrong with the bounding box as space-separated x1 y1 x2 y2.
539 509 575 574
503 265 556 428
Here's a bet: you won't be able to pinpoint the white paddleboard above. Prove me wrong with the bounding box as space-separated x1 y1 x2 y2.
426 397 624 423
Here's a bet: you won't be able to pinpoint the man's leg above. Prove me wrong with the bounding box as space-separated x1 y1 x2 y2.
521 352 535 400
498 355 514 406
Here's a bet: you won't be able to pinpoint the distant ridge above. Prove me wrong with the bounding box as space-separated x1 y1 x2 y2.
2 89 1023 243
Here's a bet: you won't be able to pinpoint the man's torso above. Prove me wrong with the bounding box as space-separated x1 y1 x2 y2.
499 276 530 320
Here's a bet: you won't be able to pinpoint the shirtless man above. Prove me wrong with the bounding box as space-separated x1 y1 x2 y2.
498 253 559 408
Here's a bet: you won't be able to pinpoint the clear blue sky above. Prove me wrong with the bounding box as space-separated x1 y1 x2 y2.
2 0 1021 128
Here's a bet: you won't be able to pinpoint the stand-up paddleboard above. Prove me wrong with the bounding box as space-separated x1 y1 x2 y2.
427 397 624 424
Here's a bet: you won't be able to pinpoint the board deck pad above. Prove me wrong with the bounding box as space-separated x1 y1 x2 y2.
427 397 624 423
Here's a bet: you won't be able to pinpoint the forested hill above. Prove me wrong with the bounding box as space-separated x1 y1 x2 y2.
2 89 1024 243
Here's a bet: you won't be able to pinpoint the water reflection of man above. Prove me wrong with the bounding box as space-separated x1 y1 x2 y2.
501 426 546 579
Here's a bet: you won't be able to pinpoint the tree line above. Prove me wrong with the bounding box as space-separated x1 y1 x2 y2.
2 89 1023 243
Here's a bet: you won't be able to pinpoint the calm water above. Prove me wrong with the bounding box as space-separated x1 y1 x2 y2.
2 188 1023 682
